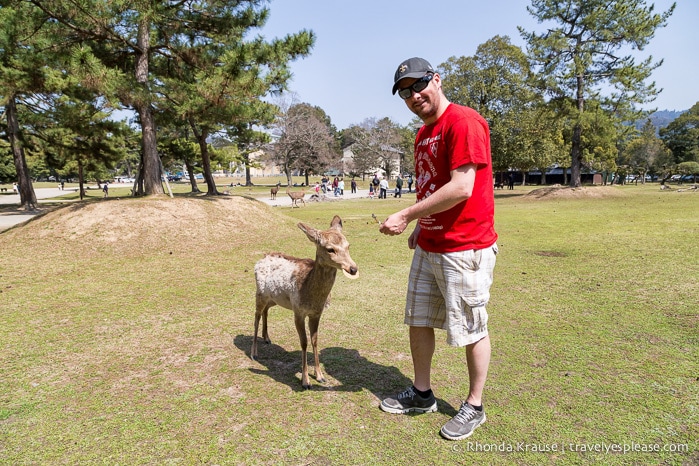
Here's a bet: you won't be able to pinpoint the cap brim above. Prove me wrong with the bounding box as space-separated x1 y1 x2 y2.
392 72 429 94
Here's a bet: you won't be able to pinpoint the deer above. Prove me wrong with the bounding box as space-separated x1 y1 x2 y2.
270 182 281 200
251 215 359 389
286 186 306 207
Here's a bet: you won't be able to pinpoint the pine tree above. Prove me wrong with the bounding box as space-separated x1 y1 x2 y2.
28 0 313 196
520 0 675 187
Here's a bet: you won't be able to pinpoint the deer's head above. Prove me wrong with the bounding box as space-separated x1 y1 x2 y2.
298 215 358 279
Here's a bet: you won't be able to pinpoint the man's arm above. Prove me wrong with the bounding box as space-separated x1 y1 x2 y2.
379 163 476 236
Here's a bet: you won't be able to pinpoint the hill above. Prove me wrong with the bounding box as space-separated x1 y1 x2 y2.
2 196 295 259
635 109 685 133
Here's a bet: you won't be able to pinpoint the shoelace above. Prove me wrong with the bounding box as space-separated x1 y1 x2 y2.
453 403 477 424
397 387 416 400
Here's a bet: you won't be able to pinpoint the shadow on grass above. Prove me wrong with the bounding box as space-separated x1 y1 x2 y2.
234 335 458 415
493 191 526 199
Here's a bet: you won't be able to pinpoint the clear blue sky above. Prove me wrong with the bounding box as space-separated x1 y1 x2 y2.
259 0 696 130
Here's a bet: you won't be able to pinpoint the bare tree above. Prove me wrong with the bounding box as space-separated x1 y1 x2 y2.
268 100 337 186
345 118 403 178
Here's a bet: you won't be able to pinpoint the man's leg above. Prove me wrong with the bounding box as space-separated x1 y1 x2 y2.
465 335 490 407
410 326 435 392
380 325 438 414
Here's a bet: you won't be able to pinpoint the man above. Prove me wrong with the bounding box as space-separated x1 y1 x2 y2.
379 176 389 199
372 173 380 195
394 174 403 198
378 57 498 441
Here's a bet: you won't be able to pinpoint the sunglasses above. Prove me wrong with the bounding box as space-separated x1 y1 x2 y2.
398 73 434 99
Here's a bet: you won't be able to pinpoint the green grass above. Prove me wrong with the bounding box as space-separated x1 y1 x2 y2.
1 183 697 465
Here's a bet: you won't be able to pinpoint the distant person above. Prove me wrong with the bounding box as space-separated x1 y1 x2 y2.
12 182 18 194
338 178 345 196
103 182 109 198
394 175 403 198
507 172 515 190
351 179 357 194
369 183 375 198
379 177 389 199
372 174 380 194
407 174 413 193
332 177 339 196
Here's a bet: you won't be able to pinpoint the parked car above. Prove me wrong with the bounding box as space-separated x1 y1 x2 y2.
680 174 697 183
167 175 182 181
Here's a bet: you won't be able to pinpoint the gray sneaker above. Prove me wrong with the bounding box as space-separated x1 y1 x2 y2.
380 386 438 414
440 402 486 440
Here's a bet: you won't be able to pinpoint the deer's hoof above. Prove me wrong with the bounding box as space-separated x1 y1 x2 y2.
317 376 327 384
264 338 271 344
302 383 312 390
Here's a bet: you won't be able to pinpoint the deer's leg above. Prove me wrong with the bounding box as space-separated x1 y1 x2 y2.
308 315 326 384
261 306 271 344
252 306 261 361
253 298 272 360
294 313 311 389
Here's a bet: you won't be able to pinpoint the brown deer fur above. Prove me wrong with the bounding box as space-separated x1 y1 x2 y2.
286 187 306 207
270 182 281 200
252 215 358 389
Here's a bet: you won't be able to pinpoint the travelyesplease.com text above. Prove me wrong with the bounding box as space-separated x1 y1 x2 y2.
451 441 689 454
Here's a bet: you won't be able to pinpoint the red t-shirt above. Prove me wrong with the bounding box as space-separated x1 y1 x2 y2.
414 103 498 253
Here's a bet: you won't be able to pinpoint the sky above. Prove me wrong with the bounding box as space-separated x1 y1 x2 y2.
258 0 697 130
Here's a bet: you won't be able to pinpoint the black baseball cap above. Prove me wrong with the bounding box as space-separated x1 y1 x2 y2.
392 57 435 94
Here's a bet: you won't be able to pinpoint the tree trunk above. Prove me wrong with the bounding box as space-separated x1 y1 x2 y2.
135 18 163 196
78 162 85 200
570 122 583 187
241 153 252 186
185 159 200 192
6 96 37 210
245 163 252 186
131 152 144 196
189 120 219 196
570 74 584 188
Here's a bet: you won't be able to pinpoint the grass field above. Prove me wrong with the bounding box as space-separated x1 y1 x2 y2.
1 182 697 465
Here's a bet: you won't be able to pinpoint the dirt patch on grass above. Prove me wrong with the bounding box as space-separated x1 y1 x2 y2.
523 186 626 200
533 250 567 257
4 195 292 257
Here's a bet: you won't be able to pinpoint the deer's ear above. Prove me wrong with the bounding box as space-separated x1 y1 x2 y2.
298 222 319 242
330 215 343 231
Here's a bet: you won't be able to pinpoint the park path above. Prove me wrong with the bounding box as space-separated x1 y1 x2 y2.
0 188 69 232
1 187 407 231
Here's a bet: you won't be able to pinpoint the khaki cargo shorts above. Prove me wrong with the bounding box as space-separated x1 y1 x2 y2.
405 244 498 347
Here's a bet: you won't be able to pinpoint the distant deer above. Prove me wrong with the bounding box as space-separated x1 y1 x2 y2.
252 215 359 389
270 182 281 200
286 187 306 207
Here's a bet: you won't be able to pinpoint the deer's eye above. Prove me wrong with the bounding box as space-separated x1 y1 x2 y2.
326 248 335 254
